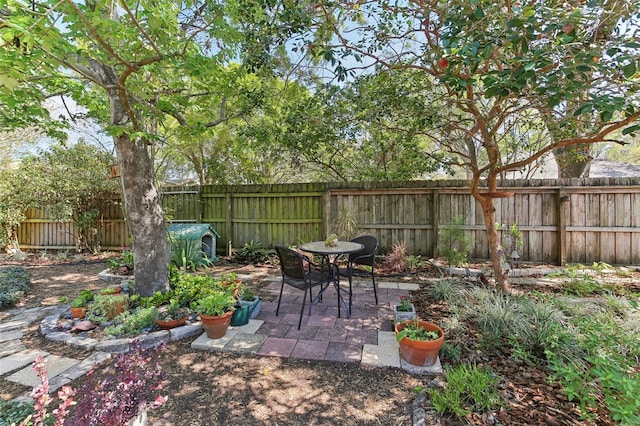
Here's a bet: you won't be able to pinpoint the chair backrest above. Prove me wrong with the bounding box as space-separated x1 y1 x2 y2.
275 245 306 280
349 235 378 266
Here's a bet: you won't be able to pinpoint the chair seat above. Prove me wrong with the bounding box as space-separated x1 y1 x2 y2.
284 270 330 290
337 235 379 309
275 245 333 329
337 265 369 278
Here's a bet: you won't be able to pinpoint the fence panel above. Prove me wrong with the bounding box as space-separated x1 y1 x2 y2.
16 178 640 265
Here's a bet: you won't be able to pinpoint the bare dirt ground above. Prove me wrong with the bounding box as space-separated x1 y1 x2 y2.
2 254 637 425
1 256 422 425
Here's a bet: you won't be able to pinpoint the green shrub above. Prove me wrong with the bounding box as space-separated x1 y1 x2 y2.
233 240 274 264
139 290 175 308
171 272 239 307
0 266 30 308
548 315 640 424
86 294 129 324
0 399 34 425
438 216 472 267
429 363 501 418
106 247 134 272
70 289 95 308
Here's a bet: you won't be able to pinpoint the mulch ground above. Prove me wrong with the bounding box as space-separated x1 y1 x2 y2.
1 253 635 425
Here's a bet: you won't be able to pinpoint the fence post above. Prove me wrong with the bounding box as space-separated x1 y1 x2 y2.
558 188 569 266
322 189 331 238
226 192 232 255
432 189 440 257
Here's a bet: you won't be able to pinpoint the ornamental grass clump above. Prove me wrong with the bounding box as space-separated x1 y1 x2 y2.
429 363 501 418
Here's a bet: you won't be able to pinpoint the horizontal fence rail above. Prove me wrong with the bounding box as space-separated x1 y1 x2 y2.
17 178 640 265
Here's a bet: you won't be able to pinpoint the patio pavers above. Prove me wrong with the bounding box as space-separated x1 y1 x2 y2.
306 315 337 328
189 276 430 369
256 322 290 337
257 337 297 357
325 342 362 363
313 327 348 342
290 339 329 360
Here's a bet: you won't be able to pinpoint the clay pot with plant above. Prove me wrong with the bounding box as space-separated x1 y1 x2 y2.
155 301 191 330
192 291 237 339
70 290 95 319
87 294 129 323
395 319 444 367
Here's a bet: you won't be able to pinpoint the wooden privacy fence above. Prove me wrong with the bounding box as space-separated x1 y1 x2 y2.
17 178 640 265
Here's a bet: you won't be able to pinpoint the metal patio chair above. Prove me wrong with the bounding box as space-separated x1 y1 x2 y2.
275 245 332 329
337 235 379 312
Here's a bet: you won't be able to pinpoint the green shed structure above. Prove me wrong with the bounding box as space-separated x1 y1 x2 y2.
167 223 220 262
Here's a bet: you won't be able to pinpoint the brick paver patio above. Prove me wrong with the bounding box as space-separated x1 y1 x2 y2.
191 276 443 372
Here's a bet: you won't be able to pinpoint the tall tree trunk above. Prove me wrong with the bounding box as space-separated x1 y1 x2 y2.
110 94 170 297
476 195 509 292
471 170 510 293
553 145 593 178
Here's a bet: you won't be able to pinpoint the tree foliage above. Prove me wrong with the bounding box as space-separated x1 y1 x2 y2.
311 0 640 290
7 143 119 252
282 70 443 181
1 0 318 295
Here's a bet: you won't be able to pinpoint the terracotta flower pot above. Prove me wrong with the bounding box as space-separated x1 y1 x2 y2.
70 307 87 319
395 320 445 367
199 311 233 339
155 316 189 330
105 299 127 320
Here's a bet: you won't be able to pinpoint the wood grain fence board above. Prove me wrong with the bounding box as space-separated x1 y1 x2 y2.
16 179 640 264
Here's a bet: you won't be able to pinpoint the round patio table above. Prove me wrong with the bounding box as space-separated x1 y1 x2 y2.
299 240 364 317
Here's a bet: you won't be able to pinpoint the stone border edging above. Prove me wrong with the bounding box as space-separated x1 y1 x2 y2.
40 307 203 353
97 269 132 284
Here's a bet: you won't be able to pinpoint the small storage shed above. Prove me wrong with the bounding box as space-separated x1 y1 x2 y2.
167 223 220 262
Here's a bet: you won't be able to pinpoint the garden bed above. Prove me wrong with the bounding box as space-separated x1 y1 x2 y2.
2 254 639 424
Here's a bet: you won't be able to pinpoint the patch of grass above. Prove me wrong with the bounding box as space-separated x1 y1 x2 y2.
439 315 467 339
429 363 501 418
0 266 30 308
467 292 525 351
513 299 579 362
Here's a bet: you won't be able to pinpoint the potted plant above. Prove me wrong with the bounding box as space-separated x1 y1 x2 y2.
155 301 191 330
192 292 237 339
70 290 94 319
395 319 445 367
87 294 129 323
394 296 416 323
